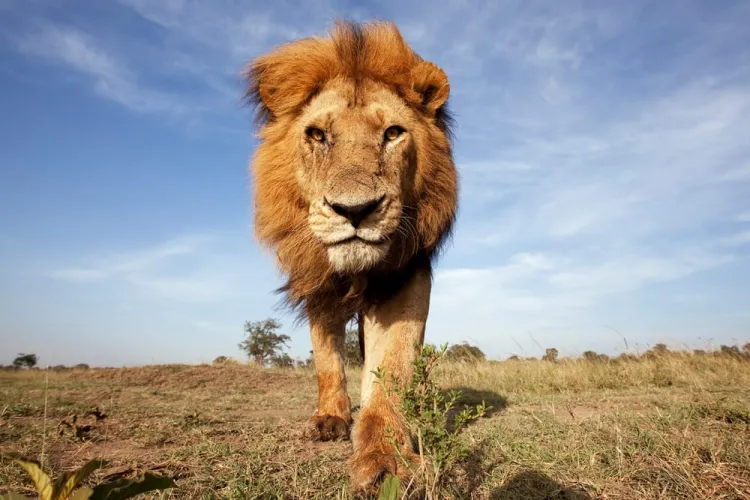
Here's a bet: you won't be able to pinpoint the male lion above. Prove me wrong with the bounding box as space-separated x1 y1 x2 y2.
243 20 457 491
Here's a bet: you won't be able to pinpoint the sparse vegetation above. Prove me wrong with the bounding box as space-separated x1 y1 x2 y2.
1 344 748 498
375 343 487 499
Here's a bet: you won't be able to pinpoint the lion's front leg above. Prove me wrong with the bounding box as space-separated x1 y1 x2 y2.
307 312 351 441
349 267 431 492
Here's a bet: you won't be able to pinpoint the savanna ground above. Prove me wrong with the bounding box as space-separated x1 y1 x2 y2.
1 352 749 499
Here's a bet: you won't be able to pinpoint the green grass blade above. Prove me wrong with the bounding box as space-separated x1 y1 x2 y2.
53 459 107 500
89 472 176 500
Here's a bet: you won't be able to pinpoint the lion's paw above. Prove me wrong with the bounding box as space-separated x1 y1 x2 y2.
305 415 350 441
348 451 401 493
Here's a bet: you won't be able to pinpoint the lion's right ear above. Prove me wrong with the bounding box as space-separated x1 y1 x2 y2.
244 43 328 123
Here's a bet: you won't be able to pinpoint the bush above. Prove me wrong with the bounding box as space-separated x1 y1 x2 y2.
375 343 487 498
541 348 558 362
270 353 294 369
582 351 608 362
444 342 486 363
719 345 744 360
212 356 229 365
615 353 638 363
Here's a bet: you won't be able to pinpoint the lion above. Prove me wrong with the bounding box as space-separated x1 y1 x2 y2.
243 20 458 491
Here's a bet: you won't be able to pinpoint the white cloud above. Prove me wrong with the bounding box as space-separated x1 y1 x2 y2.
16 23 188 114
719 230 750 248
48 235 243 302
49 268 109 283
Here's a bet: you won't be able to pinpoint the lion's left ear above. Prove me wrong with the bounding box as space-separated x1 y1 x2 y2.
410 61 450 114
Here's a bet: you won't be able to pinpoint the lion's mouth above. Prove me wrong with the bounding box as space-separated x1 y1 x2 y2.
326 235 387 247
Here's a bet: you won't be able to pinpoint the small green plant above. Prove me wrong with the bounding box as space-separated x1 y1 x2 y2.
375 343 488 499
1 454 176 500
377 474 400 500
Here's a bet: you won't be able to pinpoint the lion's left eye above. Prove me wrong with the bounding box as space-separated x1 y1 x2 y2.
384 126 404 141
307 127 326 142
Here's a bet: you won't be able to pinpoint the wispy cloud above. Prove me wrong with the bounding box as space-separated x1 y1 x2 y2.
15 23 190 114
48 235 243 302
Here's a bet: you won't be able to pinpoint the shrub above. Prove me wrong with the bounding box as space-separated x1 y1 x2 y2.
375 343 487 498
444 342 486 363
541 348 559 363
582 351 608 362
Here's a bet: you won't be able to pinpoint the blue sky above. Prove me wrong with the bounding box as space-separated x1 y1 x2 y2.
1 0 749 367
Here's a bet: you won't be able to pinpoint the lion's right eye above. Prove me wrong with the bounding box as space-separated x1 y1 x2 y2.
306 127 326 143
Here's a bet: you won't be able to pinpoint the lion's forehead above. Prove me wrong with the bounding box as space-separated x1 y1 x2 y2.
301 81 413 133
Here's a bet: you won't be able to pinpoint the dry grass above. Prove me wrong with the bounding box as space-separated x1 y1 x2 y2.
1 353 749 499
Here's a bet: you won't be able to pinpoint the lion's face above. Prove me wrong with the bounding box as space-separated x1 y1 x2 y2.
245 21 458 300
297 79 418 273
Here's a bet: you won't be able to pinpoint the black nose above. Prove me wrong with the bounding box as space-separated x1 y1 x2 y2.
326 196 384 228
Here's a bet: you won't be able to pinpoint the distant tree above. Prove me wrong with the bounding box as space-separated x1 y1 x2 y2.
692 349 707 357
304 350 314 369
719 345 743 359
270 353 295 369
344 327 363 366
542 348 559 363
507 355 520 361
74 363 90 370
238 319 291 367
615 353 637 363
212 356 229 365
13 353 37 369
582 351 606 362
444 342 486 363
644 343 670 359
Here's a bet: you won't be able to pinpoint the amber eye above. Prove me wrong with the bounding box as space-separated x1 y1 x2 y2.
384 126 404 141
307 127 326 142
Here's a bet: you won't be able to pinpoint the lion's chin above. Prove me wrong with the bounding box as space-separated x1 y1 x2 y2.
327 239 390 274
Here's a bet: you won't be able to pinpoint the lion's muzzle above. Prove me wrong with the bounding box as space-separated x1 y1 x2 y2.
324 194 385 229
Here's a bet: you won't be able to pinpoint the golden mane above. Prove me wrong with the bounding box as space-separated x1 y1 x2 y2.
244 20 457 317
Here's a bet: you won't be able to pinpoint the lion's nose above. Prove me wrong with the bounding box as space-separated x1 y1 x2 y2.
325 195 385 228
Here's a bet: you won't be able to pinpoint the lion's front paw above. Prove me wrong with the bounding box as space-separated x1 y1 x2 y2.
305 414 350 441
348 451 400 493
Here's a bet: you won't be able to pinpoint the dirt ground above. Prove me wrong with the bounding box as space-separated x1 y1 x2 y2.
1 357 749 499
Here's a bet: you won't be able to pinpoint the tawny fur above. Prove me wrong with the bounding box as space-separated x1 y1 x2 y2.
244 20 457 317
243 20 458 492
